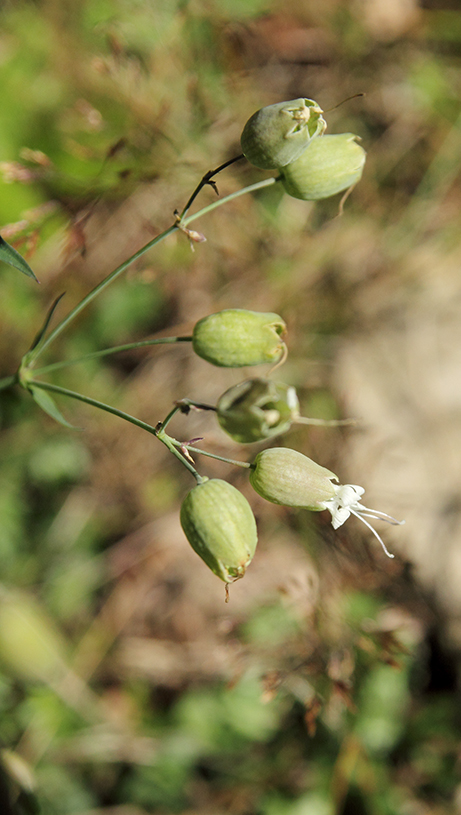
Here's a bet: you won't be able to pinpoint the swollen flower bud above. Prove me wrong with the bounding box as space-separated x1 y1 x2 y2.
180 478 258 582
192 309 286 368
250 448 337 509
241 98 326 170
280 133 366 200
217 378 300 443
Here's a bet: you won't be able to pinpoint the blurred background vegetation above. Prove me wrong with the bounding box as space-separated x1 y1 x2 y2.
1 0 461 813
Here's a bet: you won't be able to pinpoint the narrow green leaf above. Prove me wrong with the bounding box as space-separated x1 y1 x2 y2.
29 293 65 352
0 236 39 282
21 293 66 370
28 385 79 429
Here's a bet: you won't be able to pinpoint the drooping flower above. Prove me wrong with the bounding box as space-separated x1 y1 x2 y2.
249 448 404 558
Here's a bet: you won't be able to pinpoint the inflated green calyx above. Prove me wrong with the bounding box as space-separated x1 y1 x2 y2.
192 309 286 368
281 133 366 200
241 98 326 170
217 378 300 443
180 479 258 582
249 447 337 509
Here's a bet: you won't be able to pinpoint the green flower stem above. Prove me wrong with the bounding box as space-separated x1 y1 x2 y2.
176 398 217 413
28 176 280 364
28 223 178 364
295 416 357 427
181 176 279 226
155 403 251 469
156 403 182 433
179 154 245 220
172 441 251 470
0 374 17 392
155 429 205 484
28 379 202 482
33 336 193 376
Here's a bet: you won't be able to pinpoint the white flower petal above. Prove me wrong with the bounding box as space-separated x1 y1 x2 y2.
322 481 403 558
330 505 352 529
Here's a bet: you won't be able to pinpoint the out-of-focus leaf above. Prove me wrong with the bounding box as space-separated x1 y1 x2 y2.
0 236 38 282
1 749 36 794
28 386 78 430
0 589 68 682
354 663 410 755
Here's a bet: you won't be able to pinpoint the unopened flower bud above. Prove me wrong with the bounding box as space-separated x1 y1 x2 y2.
280 133 366 200
180 478 258 582
241 98 326 170
217 378 300 443
250 447 337 509
192 309 286 368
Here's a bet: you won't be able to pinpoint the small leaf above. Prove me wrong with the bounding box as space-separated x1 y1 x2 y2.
29 293 65 352
29 385 79 429
21 293 66 369
0 236 39 281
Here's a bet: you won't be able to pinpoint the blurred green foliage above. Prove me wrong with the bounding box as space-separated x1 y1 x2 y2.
1 0 461 813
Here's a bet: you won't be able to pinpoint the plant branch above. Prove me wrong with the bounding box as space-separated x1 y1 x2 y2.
29 380 158 433
28 379 202 482
33 336 193 376
26 175 280 364
172 440 251 469
181 176 279 227
179 154 245 219
28 223 179 363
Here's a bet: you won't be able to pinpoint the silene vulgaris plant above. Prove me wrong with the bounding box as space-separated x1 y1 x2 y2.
0 98 403 597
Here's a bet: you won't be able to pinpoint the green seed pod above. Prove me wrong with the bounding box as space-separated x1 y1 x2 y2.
280 133 366 200
241 98 326 170
180 478 258 582
217 378 300 444
192 309 286 368
249 447 337 510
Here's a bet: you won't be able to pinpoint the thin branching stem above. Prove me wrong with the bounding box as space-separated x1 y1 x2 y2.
33 336 193 376
181 176 279 226
27 176 279 365
179 154 245 220
29 379 202 482
28 223 179 363
175 441 252 469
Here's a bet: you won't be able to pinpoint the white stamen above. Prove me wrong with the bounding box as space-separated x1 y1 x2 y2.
349 508 395 559
322 483 404 559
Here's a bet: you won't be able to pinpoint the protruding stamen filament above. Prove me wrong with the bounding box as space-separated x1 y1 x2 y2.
349 508 395 559
324 483 404 559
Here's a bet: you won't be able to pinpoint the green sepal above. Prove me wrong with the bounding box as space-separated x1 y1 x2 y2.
217 378 299 443
180 479 258 582
192 309 286 368
0 236 39 281
28 385 79 429
241 98 326 170
249 447 337 509
280 133 366 201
